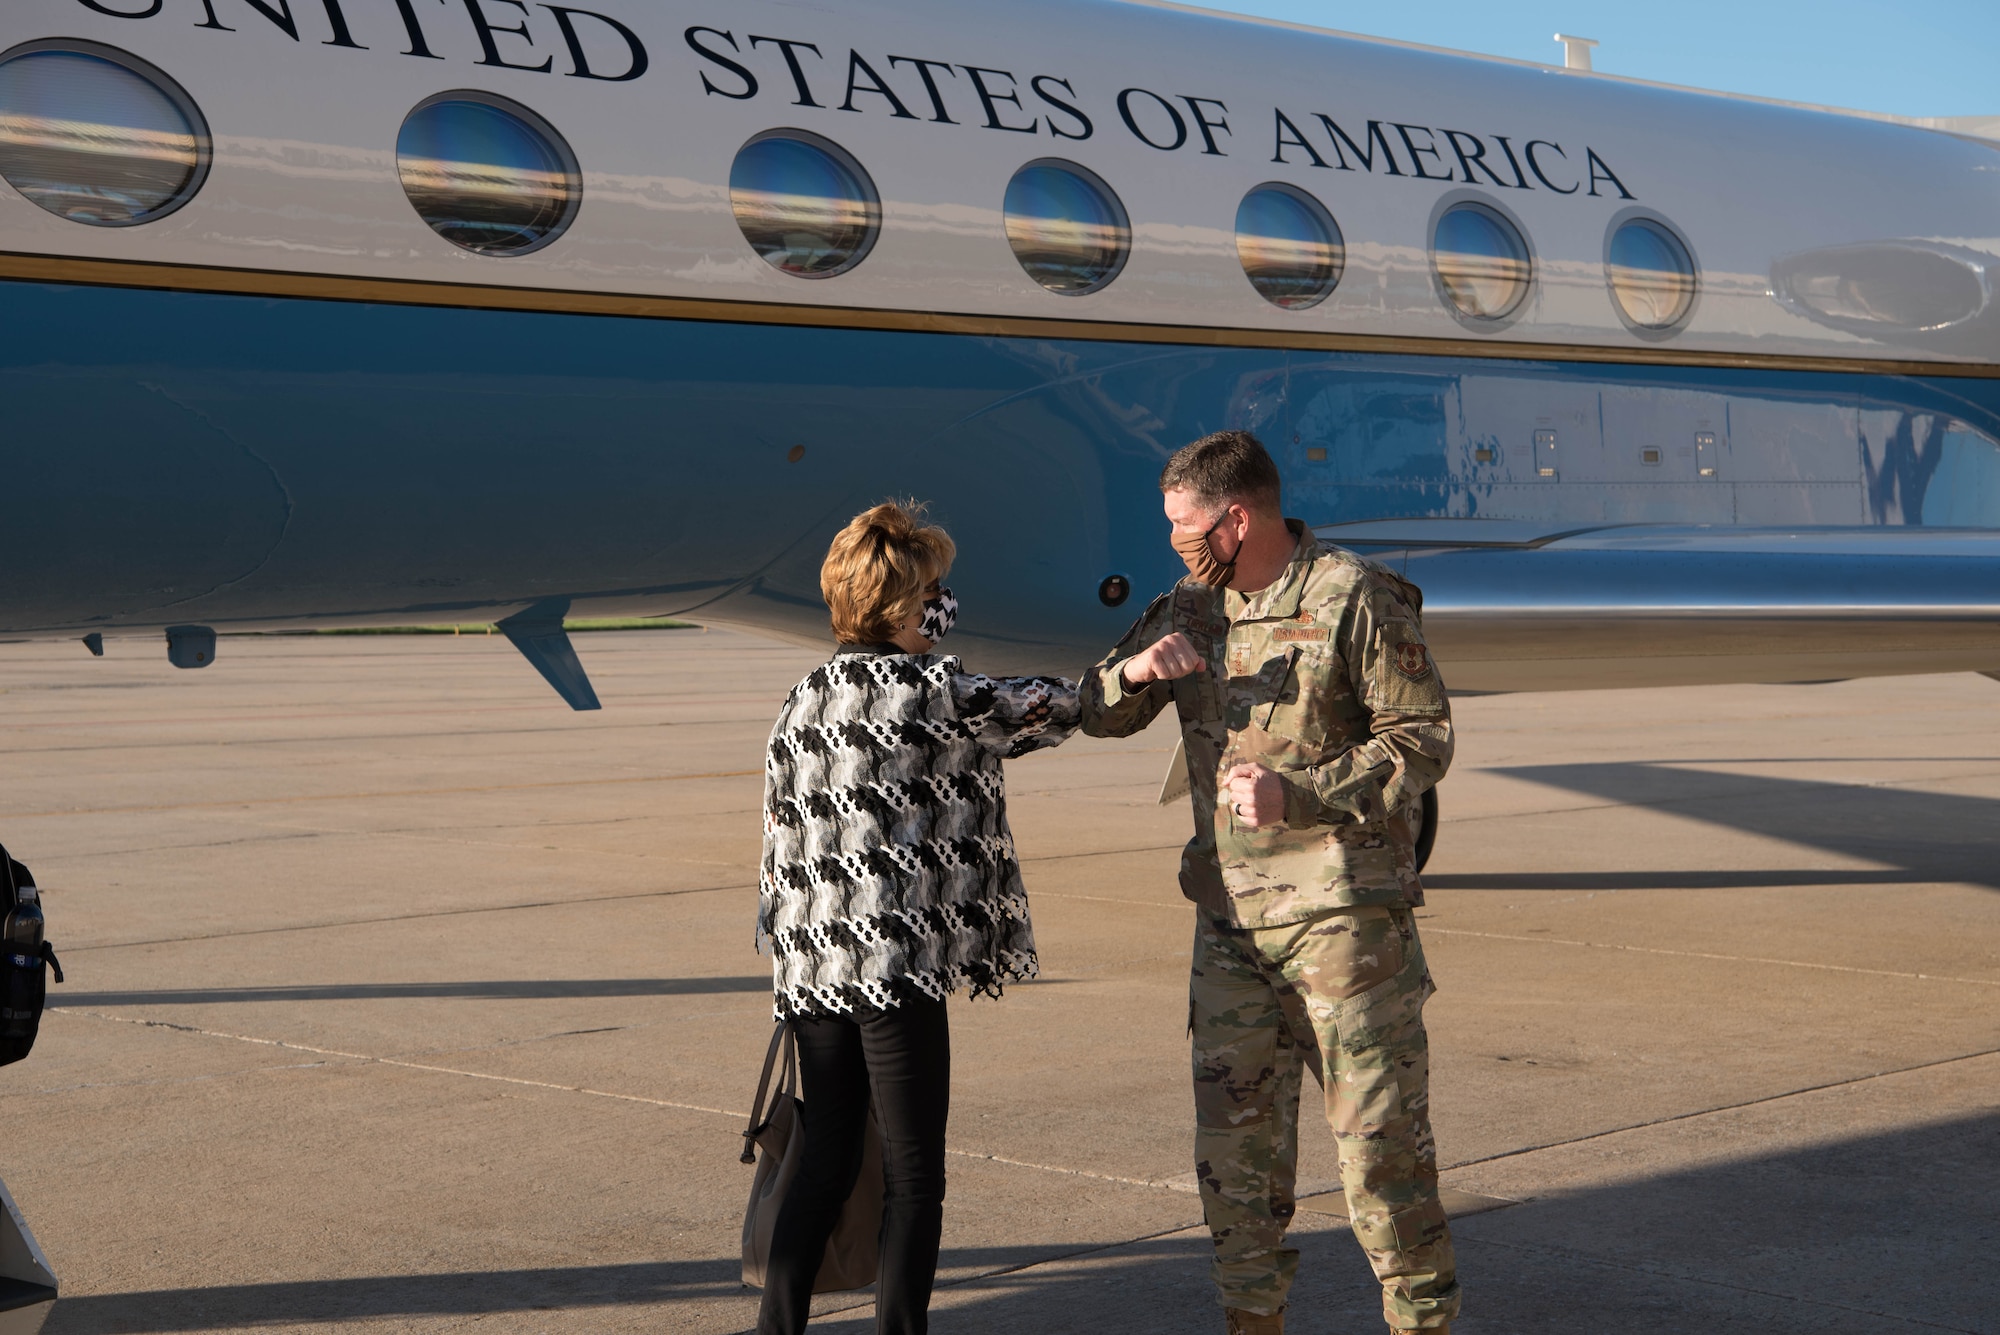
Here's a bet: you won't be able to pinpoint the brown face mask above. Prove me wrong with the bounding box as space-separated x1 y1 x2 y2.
1172 511 1241 587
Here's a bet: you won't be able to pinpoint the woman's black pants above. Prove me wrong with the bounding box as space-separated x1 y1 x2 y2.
757 995 951 1335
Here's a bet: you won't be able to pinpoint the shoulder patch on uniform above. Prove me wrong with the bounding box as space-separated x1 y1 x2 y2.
1394 641 1433 680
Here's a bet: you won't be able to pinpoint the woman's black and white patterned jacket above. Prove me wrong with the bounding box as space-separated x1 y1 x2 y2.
757 644 1081 1019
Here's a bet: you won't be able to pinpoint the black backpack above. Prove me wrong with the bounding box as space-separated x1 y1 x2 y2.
0 848 60 1066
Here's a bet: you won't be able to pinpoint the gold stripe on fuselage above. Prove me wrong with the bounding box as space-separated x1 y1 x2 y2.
3 249 1995 380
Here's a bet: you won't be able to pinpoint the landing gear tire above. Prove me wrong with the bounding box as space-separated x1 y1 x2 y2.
1414 787 1439 874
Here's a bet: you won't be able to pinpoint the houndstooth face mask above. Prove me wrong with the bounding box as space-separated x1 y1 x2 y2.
916 587 958 645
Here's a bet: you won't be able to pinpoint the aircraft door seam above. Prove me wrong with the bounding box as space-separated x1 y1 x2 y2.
134 380 295 612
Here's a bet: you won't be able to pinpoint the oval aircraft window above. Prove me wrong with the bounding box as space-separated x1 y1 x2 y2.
1607 217 1697 331
1003 159 1130 295
1236 182 1344 310
729 129 881 278
0 40 209 227
1432 201 1531 321
397 92 579 257
1772 243 1987 333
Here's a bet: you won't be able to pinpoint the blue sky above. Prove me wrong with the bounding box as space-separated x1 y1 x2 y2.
1194 0 1999 119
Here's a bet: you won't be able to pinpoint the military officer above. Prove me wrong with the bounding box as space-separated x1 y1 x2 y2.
1080 430 1458 1334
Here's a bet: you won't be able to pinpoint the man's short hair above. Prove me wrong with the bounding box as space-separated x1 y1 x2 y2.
1159 430 1282 515
820 500 956 645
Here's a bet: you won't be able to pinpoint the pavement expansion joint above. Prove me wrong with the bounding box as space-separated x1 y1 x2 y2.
1452 760 2000 829
0 717 665 756
1442 1045 2000 1172
1424 926 2000 987
947 1151 1204 1194
7 1060 348 1098
64 878 757 954
245 813 757 866
1019 842 1188 866
0 766 764 822
1034 890 1184 910
50 1006 752 1119
1038 952 1189 978
1299 1185 1520 1221
930 1219 1209 1286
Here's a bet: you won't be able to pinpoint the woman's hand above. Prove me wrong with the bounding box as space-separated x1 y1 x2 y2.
1120 632 1203 685
1223 762 1286 828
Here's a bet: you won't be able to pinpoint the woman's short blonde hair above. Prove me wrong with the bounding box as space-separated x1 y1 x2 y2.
821 500 956 645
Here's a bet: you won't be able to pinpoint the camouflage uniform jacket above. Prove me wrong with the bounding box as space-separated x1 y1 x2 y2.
1081 521 1452 928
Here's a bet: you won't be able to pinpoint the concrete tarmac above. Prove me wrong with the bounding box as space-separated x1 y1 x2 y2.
0 628 1994 1334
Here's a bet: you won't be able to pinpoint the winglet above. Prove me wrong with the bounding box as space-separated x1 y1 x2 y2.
497 598 602 711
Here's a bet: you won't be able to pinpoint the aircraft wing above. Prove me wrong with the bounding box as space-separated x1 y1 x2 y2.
1319 521 2000 692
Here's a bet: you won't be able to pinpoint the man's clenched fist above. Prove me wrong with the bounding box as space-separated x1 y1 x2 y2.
1223 762 1286 828
1120 632 1204 685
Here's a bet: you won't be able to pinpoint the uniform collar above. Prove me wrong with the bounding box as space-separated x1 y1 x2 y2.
1230 520 1318 622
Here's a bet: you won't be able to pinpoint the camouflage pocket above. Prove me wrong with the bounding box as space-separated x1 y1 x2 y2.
1257 645 1335 753
1330 948 1431 1056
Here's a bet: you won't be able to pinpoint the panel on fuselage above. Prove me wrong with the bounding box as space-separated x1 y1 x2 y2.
0 284 1039 633
1278 355 2000 533
2 298 289 628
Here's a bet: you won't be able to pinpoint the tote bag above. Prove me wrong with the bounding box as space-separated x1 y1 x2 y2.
740 1022 883 1292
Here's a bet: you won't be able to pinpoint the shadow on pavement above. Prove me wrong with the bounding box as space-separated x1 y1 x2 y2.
1437 1104 2000 1335
53 977 768 1006
1485 762 2000 891
47 1110 1997 1334
44 1258 749 1332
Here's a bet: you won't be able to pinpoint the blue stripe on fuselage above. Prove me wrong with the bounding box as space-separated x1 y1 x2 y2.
2 279 1996 674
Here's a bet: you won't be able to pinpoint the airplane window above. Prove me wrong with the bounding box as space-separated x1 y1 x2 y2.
1432 201 1531 321
1236 183 1343 310
1608 217 1697 330
729 129 880 278
0 41 208 227
397 92 579 257
1772 243 1984 333
1003 159 1129 295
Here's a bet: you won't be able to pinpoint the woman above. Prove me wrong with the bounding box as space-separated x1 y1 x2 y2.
755 500 1079 1335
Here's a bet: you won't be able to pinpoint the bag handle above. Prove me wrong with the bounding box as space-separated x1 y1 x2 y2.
740 1021 795 1164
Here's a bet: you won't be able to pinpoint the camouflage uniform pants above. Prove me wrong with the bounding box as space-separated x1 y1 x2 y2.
1191 905 1458 1330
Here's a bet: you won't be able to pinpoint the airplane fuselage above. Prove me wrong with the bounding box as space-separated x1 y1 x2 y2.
2 0 1997 689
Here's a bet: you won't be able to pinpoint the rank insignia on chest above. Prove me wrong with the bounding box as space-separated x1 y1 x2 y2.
1394 641 1433 679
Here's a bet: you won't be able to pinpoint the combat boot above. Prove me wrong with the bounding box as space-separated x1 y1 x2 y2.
1223 1309 1284 1335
